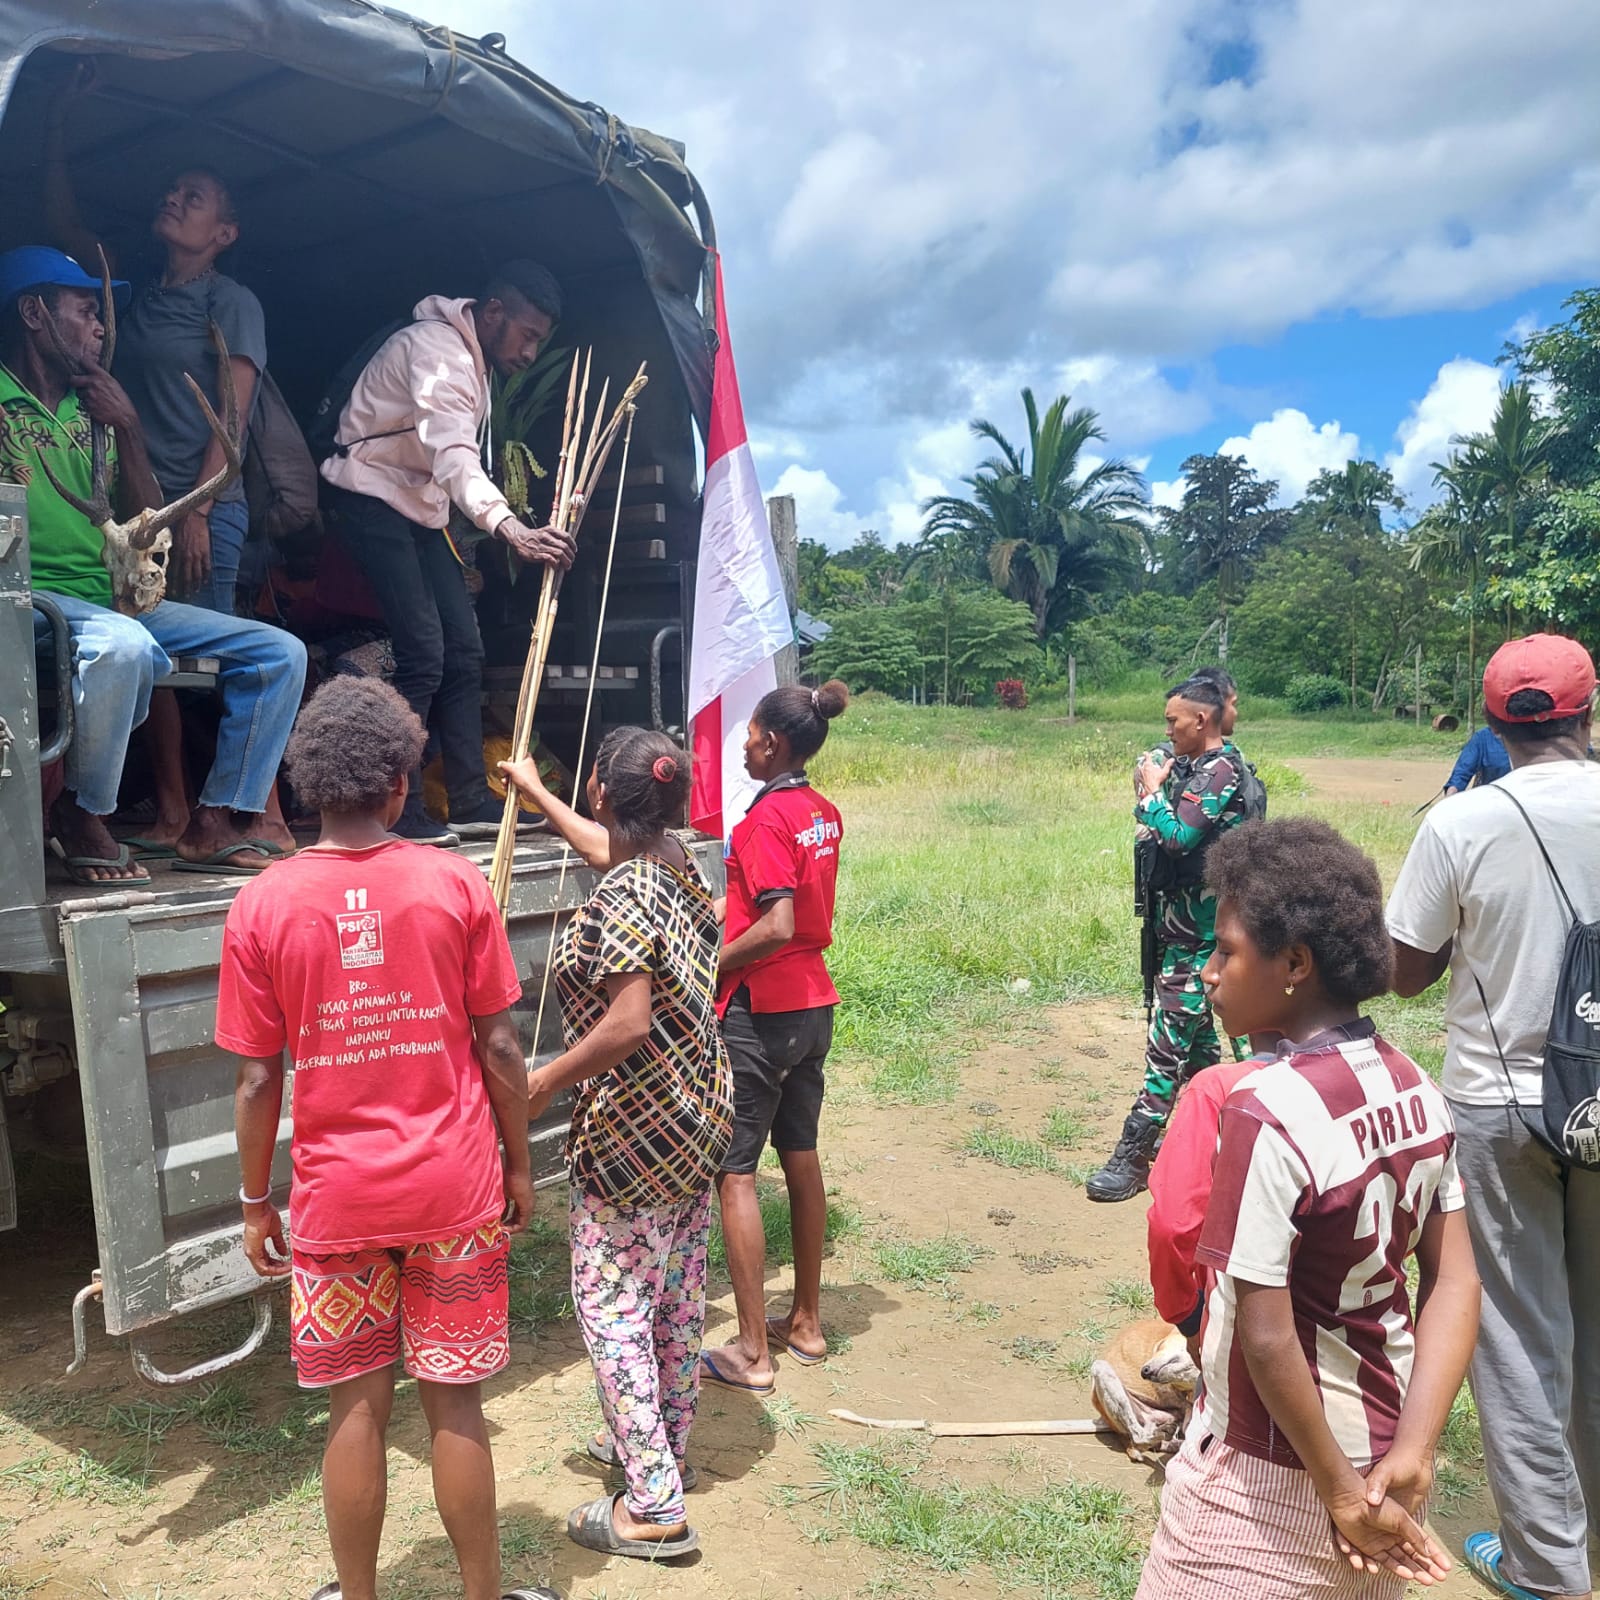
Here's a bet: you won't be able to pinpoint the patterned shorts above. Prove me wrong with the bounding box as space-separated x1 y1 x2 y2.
289 1222 511 1389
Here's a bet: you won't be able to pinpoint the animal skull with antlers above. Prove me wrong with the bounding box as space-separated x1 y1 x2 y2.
35 253 242 616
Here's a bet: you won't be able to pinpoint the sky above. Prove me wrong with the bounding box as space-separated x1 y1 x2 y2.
434 0 1600 548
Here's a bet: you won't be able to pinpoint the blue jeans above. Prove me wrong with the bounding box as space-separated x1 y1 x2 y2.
33 591 306 817
182 498 251 615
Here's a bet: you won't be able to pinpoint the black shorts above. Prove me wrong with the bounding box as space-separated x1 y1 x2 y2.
719 985 835 1175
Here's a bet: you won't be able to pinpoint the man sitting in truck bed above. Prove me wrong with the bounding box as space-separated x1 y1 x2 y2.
0 247 306 882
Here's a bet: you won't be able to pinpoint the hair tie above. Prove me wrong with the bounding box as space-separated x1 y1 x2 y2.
652 754 677 783
811 688 821 713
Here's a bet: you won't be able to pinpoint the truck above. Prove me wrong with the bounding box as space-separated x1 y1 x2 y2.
0 0 724 1383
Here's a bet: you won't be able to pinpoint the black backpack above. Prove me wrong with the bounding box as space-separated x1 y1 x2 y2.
305 314 414 462
1472 788 1600 1169
1162 746 1267 891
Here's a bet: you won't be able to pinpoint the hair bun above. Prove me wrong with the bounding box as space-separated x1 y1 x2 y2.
814 679 851 720
651 754 678 783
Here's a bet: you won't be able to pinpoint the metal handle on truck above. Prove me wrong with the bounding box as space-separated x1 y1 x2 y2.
31 593 75 766
649 623 681 734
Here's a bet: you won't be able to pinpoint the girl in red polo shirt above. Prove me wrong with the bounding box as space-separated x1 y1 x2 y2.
699 680 849 1395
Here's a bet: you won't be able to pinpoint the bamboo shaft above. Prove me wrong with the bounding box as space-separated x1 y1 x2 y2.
487 358 649 918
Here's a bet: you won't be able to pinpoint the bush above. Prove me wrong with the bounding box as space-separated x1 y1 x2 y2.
1284 673 1348 714
995 679 1027 709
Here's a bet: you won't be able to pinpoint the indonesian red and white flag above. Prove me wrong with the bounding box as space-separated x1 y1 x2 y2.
689 255 793 840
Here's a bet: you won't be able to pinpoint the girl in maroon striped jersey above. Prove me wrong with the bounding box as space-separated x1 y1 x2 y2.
1137 819 1480 1599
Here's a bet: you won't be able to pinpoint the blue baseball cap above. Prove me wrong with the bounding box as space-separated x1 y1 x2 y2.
0 246 131 312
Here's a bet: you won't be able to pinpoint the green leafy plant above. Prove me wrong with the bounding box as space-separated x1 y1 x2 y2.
1284 673 1348 714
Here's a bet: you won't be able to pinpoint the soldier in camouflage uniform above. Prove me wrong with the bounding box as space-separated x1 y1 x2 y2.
1087 675 1248 1202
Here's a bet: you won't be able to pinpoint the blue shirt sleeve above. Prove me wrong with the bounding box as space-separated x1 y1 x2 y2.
1448 728 1491 791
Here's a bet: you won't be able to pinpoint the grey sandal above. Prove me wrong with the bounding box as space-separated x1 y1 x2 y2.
586 1432 698 1490
565 1494 698 1561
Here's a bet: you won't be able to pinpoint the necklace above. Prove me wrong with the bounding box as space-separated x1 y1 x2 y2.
156 265 217 293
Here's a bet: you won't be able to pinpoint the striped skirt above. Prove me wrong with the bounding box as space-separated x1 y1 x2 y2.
1135 1430 1408 1599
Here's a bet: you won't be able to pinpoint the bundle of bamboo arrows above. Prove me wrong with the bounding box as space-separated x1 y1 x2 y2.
488 351 649 915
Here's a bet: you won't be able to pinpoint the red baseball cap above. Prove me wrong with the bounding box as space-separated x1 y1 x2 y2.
1483 634 1597 722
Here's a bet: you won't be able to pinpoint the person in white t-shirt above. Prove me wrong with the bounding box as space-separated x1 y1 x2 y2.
1388 633 1600 1600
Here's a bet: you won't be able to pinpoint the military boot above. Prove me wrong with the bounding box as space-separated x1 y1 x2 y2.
1085 1110 1162 1203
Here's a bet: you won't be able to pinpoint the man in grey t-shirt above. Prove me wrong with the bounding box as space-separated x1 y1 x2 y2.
114 170 267 616
1388 634 1600 1600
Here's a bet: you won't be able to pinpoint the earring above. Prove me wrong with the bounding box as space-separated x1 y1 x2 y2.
1284 984 1296 996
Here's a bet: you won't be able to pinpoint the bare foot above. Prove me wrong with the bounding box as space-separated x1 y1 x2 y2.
49 794 151 883
767 1313 826 1362
702 1338 776 1389
232 811 296 854
176 805 278 871
610 1494 688 1543
126 809 190 849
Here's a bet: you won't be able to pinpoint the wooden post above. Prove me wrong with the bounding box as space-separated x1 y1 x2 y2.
1068 655 1077 723
766 493 800 686
1415 643 1423 727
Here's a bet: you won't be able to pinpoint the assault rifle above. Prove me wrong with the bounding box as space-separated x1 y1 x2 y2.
1134 835 1161 1027
1133 752 1188 1027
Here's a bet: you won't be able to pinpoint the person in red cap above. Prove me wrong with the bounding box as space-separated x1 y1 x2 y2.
1387 633 1600 1600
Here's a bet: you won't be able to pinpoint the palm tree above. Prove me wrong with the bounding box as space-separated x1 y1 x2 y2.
1303 459 1405 534
1447 380 1556 639
1409 465 1489 727
919 389 1148 638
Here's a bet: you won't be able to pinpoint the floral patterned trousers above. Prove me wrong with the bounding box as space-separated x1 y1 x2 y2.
569 1183 712 1525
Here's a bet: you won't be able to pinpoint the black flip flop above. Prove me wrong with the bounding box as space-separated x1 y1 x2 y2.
587 1432 698 1490
565 1494 698 1561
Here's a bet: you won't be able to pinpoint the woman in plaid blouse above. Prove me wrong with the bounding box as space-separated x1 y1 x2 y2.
502 729 732 1563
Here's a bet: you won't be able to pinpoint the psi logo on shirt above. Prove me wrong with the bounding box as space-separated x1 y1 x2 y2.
797 811 840 853
336 909 386 970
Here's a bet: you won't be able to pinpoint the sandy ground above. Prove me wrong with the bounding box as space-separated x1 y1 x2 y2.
1291 757 1447 810
0 993 1490 1600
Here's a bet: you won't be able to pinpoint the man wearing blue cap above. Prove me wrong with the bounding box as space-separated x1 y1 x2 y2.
0 246 306 883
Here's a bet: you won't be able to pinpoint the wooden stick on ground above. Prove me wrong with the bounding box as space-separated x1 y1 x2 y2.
828 1408 1115 1438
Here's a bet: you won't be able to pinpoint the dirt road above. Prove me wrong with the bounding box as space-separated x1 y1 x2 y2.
1293 757 1446 810
0 995 1487 1599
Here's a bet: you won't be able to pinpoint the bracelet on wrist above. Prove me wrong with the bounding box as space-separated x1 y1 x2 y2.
239 1184 272 1206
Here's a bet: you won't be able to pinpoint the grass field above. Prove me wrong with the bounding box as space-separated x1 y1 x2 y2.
810 680 1454 1103
0 687 1476 1600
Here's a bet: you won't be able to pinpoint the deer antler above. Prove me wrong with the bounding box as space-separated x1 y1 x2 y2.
131 340 242 548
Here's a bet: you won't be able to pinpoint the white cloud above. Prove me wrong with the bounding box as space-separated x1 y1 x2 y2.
1384 358 1504 505
748 431 810 464
430 0 1600 521
1219 409 1360 503
1150 477 1187 510
766 464 863 550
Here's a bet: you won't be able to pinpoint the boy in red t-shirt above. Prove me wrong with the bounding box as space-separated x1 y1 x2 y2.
700 680 849 1395
217 677 550 1600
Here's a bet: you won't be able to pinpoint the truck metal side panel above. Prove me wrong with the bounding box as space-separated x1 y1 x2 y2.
57 842 724 1338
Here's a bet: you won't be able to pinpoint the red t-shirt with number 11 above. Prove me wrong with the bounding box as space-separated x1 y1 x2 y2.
215 839 523 1253
718 775 843 1015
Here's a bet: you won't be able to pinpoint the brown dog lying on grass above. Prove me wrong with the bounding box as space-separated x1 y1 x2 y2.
1090 1317 1197 1465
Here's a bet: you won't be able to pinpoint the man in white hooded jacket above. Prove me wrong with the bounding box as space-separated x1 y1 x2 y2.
322 260 573 842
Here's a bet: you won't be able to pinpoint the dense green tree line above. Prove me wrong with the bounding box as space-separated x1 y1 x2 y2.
802 290 1600 714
